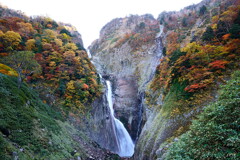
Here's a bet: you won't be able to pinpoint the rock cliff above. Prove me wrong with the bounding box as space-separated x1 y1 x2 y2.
88 0 240 159
88 14 163 148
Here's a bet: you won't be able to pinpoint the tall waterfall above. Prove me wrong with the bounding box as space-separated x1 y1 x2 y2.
106 80 135 157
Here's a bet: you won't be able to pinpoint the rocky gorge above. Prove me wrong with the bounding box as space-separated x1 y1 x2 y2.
0 0 239 159
86 0 240 159
87 14 163 148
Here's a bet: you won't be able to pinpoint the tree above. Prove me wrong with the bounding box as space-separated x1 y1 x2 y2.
230 24 240 39
202 26 214 42
182 17 187 27
0 51 41 88
166 32 179 55
42 29 57 42
63 43 78 51
0 31 21 51
199 5 207 16
17 22 36 38
60 28 72 37
25 39 36 51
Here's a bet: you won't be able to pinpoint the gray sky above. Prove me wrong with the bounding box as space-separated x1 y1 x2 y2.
0 0 202 47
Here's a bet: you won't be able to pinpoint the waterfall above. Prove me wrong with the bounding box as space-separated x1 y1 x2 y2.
106 80 135 157
86 49 92 59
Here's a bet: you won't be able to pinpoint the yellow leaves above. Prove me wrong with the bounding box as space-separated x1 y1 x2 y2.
73 55 80 60
60 33 71 42
0 63 18 77
0 30 3 37
211 15 219 24
49 61 56 67
220 6 239 24
43 29 57 42
66 80 75 93
54 38 63 47
63 43 78 51
165 57 170 62
170 107 181 117
25 39 36 51
181 42 201 55
212 23 218 31
0 31 21 51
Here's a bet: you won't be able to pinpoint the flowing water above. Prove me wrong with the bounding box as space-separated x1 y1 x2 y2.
106 80 135 157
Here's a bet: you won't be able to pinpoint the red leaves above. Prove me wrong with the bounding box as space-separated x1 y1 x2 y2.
209 60 229 70
184 83 207 92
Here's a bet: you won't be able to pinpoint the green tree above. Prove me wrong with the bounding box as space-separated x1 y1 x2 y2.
202 26 214 42
60 28 72 37
1 51 41 88
199 5 207 16
230 24 240 39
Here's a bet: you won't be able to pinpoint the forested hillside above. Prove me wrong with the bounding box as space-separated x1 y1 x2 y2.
0 5 101 112
0 4 116 160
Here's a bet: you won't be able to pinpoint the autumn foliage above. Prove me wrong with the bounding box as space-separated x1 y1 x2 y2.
0 12 101 112
151 1 240 98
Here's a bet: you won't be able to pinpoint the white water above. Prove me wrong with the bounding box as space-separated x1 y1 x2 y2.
86 49 92 59
106 80 135 157
156 24 164 38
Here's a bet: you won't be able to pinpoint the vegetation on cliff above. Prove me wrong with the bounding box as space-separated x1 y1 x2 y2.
0 4 109 160
0 4 102 112
0 74 91 159
165 70 240 160
149 0 240 116
135 1 240 159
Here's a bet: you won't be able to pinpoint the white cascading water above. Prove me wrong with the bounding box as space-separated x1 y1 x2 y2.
106 80 135 157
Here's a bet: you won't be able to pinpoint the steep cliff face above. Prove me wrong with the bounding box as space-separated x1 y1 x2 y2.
134 0 240 159
89 14 163 143
84 84 121 154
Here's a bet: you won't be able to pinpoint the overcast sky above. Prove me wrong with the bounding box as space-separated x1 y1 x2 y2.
0 0 202 47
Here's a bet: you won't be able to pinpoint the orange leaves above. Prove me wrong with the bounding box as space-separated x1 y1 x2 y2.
184 83 207 93
82 83 89 90
209 60 229 70
0 53 8 57
222 33 231 40
166 31 179 55
224 39 240 53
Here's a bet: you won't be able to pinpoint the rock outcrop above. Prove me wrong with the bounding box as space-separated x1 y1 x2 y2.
88 14 163 149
